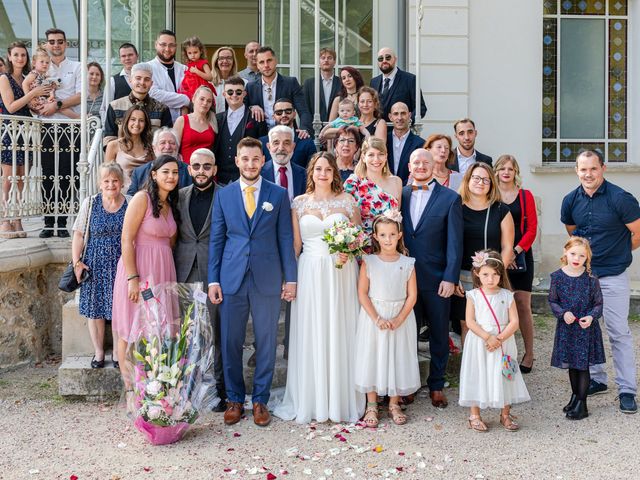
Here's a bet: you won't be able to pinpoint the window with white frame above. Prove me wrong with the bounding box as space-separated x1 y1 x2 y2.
542 0 628 162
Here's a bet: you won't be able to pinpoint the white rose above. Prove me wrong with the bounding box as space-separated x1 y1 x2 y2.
147 405 163 420
146 380 162 397
262 201 274 212
334 234 345 244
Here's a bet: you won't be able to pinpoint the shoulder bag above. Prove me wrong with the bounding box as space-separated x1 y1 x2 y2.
58 195 94 292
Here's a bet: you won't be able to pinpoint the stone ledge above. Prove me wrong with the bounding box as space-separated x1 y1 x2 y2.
0 237 71 272
530 163 640 173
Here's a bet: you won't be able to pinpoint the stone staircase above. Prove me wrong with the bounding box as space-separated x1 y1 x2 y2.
58 299 432 400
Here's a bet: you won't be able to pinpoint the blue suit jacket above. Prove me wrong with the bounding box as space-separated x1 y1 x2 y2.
245 74 313 133
387 131 425 184
259 133 317 169
208 178 297 296
371 68 427 124
261 161 307 199
401 182 463 291
127 160 192 195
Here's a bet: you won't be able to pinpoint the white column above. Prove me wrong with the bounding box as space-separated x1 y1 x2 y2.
31 0 38 52
78 0 89 202
415 0 423 124
312 0 322 142
104 0 112 104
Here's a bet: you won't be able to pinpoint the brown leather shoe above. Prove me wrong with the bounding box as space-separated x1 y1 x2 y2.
223 401 244 425
430 390 449 408
253 402 271 426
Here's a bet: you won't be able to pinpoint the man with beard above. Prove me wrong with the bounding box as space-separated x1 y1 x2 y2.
103 63 173 146
259 98 317 169
450 118 492 174
127 127 192 194
38 28 81 237
147 29 190 121
303 48 341 123
370 47 427 124
174 148 226 412
238 41 261 84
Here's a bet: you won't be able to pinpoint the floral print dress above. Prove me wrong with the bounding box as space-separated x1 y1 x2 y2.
344 174 399 237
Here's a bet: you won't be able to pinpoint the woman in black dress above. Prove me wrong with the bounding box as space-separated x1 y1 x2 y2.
357 86 386 140
495 155 538 373
452 162 515 344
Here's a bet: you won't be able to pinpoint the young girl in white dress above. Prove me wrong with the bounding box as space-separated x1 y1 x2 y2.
354 210 421 427
459 249 530 432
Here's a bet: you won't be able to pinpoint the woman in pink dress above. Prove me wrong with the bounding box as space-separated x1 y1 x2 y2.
112 155 180 390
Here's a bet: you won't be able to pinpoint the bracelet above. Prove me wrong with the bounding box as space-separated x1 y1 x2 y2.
73 260 81 268
127 274 140 282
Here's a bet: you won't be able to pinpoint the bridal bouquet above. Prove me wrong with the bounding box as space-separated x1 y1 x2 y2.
128 282 217 445
322 220 369 268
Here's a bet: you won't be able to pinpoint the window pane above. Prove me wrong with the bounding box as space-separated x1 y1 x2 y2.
300 0 335 65
560 18 605 139
337 1 373 66
264 0 290 63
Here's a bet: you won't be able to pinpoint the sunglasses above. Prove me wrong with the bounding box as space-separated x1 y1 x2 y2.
274 108 294 116
225 89 244 96
191 163 214 171
377 54 393 62
47 39 65 45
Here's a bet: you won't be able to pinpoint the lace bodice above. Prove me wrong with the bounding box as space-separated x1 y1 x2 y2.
292 196 355 220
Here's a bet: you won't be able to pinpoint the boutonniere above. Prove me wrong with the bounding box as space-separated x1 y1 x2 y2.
262 201 273 212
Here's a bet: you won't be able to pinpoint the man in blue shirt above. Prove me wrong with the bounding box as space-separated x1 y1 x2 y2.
561 149 640 414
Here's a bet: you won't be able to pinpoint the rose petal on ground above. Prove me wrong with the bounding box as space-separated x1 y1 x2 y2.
266 473 277 480
70 476 78 480
396 451 405 456
426 416 434 422
434 465 444 471
117 442 127 449
373 445 384 453
302 468 312 475
143 467 152 472
417 462 426 469
324 469 332 476
233 432 241 437
28 472 39 476
444 455 453 463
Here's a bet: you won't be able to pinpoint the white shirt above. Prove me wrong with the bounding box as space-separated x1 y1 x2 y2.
392 129 410 175
321 75 333 108
47 57 81 119
272 161 294 201
262 74 278 128
226 104 246 135
239 176 262 213
456 147 477 175
382 66 399 91
147 57 189 122
410 181 434 229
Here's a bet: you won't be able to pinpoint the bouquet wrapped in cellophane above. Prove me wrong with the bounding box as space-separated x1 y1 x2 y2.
128 281 218 445
322 220 369 268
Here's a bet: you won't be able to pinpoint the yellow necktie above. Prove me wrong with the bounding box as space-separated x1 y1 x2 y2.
244 186 256 217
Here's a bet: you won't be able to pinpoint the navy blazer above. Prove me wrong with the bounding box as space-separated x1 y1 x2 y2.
450 150 493 172
259 133 317 169
303 75 341 123
371 68 427 123
208 178 297 296
387 131 425 185
245 74 313 133
401 182 463 291
261 160 307 199
127 160 192 196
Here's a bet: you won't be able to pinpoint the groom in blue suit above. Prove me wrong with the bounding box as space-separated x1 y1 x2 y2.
208 137 297 427
401 149 463 409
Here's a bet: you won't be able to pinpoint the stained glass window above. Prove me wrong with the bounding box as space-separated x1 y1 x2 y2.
541 1 628 163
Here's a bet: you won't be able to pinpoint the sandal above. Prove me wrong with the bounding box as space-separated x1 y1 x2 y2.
11 220 26 238
363 402 379 428
467 414 488 432
388 404 407 425
499 412 520 431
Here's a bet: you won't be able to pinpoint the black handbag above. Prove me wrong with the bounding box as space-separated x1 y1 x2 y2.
59 196 94 292
513 190 527 272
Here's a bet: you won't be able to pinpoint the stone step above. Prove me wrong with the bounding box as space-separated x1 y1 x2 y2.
58 347 432 400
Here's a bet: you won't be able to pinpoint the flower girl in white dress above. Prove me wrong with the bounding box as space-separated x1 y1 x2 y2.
354 211 421 427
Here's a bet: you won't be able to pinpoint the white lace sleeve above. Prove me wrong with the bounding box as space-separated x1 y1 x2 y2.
72 196 91 233
344 196 356 218
292 196 306 218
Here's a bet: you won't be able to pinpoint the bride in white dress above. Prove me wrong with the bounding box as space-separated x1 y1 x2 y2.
274 152 366 424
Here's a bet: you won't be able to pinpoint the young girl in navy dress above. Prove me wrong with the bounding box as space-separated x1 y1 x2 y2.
458 249 530 432
354 210 421 427
549 236 604 420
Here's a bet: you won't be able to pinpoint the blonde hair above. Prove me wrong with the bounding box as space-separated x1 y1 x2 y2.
458 162 501 205
494 154 523 188
471 249 512 290
32 47 50 62
355 137 390 178
211 46 238 85
560 236 593 276
99 161 124 186
192 85 219 133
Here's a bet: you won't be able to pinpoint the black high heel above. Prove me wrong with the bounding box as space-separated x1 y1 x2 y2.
91 356 105 369
563 394 578 413
519 357 534 374
566 399 589 420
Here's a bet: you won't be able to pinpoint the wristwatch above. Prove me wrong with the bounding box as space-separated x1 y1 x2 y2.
56 100 63 110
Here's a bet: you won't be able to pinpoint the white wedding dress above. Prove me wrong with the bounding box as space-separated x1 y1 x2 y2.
274 198 365 424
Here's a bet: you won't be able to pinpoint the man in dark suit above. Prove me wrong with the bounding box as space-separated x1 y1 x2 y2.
387 102 425 184
173 148 226 412
259 98 317 169
450 118 492 174
401 149 463 409
127 127 192 195
214 76 267 185
303 48 341 123
245 46 312 133
370 47 427 124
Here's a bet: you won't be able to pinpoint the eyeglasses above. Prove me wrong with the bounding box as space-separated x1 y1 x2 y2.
470 175 491 185
377 54 393 62
218 56 233 62
191 163 214 171
274 108 294 116
47 39 65 45
225 89 244 96
157 42 177 49
337 138 356 144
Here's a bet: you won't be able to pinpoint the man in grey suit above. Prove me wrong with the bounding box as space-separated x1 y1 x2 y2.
174 148 226 412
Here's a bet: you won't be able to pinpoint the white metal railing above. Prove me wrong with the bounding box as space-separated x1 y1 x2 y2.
0 114 100 221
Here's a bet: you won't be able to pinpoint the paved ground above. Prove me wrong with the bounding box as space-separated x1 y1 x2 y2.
1 314 640 480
